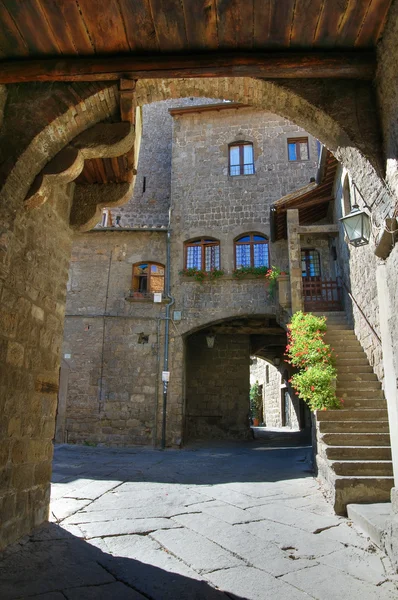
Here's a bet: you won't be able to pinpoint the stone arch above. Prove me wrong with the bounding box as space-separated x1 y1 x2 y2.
135 77 392 212
0 74 392 549
0 82 120 230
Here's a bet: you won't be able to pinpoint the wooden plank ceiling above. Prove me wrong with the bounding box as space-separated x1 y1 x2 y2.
0 0 392 60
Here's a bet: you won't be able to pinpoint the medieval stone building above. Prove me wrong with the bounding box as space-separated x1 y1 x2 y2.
57 99 319 447
1 0 398 573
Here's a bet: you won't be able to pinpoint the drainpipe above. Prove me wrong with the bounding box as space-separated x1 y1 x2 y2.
152 316 161 448
161 217 174 449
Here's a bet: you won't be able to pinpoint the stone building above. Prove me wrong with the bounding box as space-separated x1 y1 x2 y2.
56 99 319 447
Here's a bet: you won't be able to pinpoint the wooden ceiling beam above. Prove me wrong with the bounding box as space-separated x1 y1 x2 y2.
0 51 375 83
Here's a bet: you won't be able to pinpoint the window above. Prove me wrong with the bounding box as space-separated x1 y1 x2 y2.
184 238 220 271
235 233 269 268
342 175 352 216
301 250 321 279
131 262 165 298
287 137 309 161
229 142 254 176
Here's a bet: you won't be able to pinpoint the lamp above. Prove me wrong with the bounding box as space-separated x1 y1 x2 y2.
273 357 281 366
206 334 215 349
340 203 371 247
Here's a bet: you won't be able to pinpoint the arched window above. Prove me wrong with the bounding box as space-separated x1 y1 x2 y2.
131 262 165 298
184 238 220 271
342 175 352 216
229 142 254 176
235 233 269 268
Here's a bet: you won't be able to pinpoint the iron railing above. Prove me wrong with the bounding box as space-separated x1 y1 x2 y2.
302 278 342 312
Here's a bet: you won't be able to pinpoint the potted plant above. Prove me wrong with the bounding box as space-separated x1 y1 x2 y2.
250 380 262 427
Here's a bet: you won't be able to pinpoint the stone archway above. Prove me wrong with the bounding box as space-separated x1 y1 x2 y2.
0 74 393 549
182 315 286 443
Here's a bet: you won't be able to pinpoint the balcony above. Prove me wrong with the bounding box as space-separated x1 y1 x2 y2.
302 279 342 312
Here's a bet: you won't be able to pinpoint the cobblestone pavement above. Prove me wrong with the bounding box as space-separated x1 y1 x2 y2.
1 442 398 599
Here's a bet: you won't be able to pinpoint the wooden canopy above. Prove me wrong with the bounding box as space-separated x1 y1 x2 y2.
0 1 392 83
271 149 338 241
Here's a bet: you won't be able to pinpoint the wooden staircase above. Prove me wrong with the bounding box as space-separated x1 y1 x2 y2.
313 312 393 515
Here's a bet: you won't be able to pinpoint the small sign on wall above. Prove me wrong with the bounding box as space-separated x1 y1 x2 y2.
162 371 170 382
153 292 162 303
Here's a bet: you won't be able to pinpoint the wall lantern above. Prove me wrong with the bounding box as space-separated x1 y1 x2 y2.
273 357 281 366
206 334 216 349
339 204 371 247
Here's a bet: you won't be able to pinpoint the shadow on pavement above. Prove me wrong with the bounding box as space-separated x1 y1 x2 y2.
0 523 243 600
51 441 313 488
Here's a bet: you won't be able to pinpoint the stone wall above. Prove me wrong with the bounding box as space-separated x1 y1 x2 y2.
61 104 319 448
334 168 383 381
110 98 219 227
185 333 250 440
249 358 301 429
59 230 167 446
0 183 74 549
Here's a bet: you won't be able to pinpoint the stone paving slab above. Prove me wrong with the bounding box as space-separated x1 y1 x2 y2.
173 512 316 577
151 527 245 573
318 544 387 585
244 502 343 533
241 520 342 558
64 581 147 599
207 566 313 600
1 442 397 600
281 563 397 600
79 517 181 539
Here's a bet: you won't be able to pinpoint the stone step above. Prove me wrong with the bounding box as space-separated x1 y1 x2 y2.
326 341 363 349
337 365 373 373
337 381 381 391
334 476 393 515
312 310 347 319
334 352 367 360
317 409 388 422
321 432 391 446
342 397 387 409
347 504 394 547
325 331 357 337
331 460 393 477
337 373 378 383
325 446 392 461
338 389 385 399
319 421 389 434
335 361 373 369
325 323 351 330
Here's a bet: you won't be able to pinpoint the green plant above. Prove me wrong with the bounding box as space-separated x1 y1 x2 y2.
232 265 270 279
179 268 224 282
250 380 262 419
285 311 341 411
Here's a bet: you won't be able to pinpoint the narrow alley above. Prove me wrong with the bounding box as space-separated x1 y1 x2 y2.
0 443 397 600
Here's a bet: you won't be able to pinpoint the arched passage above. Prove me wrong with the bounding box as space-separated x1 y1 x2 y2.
0 75 393 549
183 315 287 443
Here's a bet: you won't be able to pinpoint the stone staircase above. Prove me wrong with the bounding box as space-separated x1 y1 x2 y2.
313 312 393 515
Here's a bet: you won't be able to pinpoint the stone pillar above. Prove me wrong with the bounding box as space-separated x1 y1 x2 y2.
376 264 398 497
287 209 303 313
0 184 74 549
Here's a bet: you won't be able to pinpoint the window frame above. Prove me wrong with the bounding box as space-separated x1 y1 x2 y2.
287 136 310 162
184 238 221 271
342 174 352 217
131 262 165 298
228 141 255 176
234 232 270 269
301 249 321 279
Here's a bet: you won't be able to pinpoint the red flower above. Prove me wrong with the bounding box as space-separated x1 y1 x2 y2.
311 386 315 391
